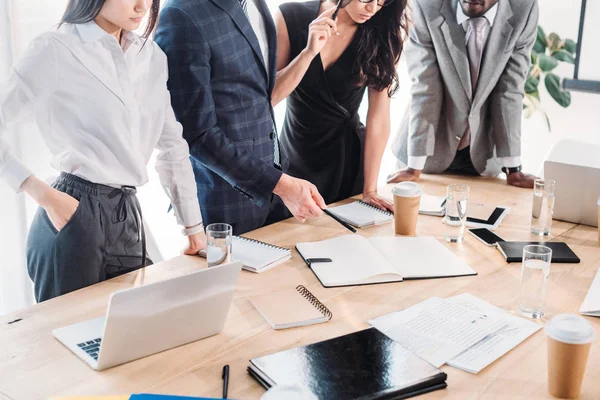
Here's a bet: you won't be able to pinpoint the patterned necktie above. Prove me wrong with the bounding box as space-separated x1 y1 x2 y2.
458 17 489 151
238 0 249 17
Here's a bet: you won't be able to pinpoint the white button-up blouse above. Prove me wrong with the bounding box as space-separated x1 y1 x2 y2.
0 21 202 228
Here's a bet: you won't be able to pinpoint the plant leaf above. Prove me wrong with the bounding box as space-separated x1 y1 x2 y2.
533 26 547 54
543 111 552 132
564 39 577 54
525 74 540 93
549 33 562 51
538 53 558 72
531 52 538 65
552 49 575 64
545 73 571 107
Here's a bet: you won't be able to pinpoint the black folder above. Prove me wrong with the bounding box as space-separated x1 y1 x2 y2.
248 328 447 399
497 241 580 263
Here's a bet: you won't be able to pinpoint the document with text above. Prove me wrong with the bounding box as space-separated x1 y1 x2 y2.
369 297 507 368
446 294 542 373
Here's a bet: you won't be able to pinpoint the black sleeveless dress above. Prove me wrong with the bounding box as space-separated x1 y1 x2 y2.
279 1 367 205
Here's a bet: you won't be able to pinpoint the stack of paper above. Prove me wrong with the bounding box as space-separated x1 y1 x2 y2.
580 269 600 317
369 294 541 373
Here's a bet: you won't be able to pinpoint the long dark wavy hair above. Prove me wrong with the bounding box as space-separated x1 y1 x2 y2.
60 0 160 39
324 0 409 96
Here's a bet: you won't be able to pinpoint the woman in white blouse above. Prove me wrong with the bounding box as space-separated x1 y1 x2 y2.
0 0 206 302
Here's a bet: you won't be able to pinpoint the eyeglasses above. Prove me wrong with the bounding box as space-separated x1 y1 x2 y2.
358 0 396 6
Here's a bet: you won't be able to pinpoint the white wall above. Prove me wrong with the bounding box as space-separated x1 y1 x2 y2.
521 0 600 176
0 0 68 314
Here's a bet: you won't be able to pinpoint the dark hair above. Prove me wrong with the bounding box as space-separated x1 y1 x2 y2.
60 0 160 39
325 0 409 96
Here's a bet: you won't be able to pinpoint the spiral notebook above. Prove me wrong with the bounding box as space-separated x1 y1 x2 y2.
198 236 291 273
327 201 394 228
249 285 333 329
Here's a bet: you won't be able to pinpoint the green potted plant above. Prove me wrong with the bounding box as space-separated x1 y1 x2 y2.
524 26 577 130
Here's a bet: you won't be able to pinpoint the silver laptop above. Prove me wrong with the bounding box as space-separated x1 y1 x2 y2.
53 261 242 370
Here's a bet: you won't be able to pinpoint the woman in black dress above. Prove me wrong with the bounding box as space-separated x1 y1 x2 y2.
273 0 408 209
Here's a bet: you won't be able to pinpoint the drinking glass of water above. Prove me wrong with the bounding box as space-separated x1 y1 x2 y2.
206 223 232 267
519 244 552 319
531 179 556 236
444 184 469 243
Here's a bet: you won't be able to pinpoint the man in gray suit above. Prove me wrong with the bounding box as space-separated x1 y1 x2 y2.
388 0 538 188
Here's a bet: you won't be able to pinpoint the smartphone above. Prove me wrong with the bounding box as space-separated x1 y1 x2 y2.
468 228 505 247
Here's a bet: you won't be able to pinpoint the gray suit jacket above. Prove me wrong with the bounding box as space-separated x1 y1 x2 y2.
391 0 538 175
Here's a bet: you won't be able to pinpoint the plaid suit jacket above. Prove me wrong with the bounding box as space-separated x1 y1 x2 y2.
155 0 283 229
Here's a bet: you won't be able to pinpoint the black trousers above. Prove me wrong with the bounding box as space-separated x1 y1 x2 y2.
447 146 479 176
26 173 150 302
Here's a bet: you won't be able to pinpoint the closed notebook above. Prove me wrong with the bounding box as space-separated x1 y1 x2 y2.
248 327 447 400
250 285 332 329
496 241 580 263
296 235 476 288
199 236 291 273
327 201 393 228
419 195 446 216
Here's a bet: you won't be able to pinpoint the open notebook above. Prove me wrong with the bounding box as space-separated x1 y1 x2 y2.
326 201 394 228
250 285 332 329
199 236 291 273
296 235 476 287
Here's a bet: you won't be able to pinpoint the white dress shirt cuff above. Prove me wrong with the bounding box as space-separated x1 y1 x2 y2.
497 156 521 168
2 155 34 192
173 200 203 231
407 156 427 171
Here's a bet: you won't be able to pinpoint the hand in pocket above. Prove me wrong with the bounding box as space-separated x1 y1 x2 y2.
44 189 80 232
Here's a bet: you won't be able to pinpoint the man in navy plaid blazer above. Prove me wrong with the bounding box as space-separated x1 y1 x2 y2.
155 0 326 235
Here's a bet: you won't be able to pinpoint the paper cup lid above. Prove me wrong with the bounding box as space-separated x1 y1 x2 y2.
392 182 422 197
545 314 596 344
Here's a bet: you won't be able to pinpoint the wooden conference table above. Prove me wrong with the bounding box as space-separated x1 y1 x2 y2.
1 174 600 400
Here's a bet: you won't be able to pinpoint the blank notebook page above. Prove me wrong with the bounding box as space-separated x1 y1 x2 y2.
296 235 402 286
369 236 477 279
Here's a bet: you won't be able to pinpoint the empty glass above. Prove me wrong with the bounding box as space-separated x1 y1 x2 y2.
531 179 556 236
206 223 232 267
519 245 552 319
444 184 469 243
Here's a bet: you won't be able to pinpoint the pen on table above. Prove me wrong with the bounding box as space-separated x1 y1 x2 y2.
323 209 357 233
222 364 229 399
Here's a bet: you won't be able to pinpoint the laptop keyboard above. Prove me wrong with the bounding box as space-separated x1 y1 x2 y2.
77 338 102 361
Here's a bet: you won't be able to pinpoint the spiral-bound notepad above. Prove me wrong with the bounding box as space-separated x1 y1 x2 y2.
327 201 394 228
233 236 292 273
249 285 332 329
